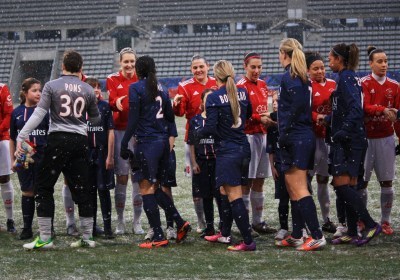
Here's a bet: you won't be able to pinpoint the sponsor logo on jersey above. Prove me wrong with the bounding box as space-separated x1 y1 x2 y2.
117 84 123 89
332 96 338 111
88 126 104 132
17 129 47 136
199 138 214 144
256 105 267 114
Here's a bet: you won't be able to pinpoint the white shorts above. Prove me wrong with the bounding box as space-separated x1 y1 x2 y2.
364 136 396 182
309 138 330 177
0 140 12 176
114 130 136 176
247 133 271 179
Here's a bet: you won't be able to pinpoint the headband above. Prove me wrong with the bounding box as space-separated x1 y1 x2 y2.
306 53 323 68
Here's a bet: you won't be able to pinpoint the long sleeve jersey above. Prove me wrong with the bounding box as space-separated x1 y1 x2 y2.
87 100 114 148
237 77 269 135
106 71 138 130
362 73 400 139
0 83 13 140
173 77 217 141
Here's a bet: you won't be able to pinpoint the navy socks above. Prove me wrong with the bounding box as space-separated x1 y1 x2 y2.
142 194 164 241
290 200 304 239
219 195 233 237
230 198 253 245
22 196 35 229
154 188 184 229
297 196 323 240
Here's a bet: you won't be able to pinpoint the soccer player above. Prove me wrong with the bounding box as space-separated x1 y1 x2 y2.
267 94 290 240
237 52 275 235
361 46 399 235
9 78 48 240
120 55 191 249
0 83 16 234
275 38 326 251
188 89 218 238
17 50 100 249
85 77 115 239
305 51 337 234
327 43 381 246
173 55 217 233
200 60 256 251
107 47 143 235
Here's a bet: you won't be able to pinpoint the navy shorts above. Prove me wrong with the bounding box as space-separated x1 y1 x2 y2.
192 158 216 198
88 147 115 191
136 138 169 185
274 163 289 200
280 134 315 172
164 149 177 188
329 142 367 177
16 151 43 192
215 146 250 188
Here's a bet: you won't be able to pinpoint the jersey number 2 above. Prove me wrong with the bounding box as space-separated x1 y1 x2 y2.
156 96 163 119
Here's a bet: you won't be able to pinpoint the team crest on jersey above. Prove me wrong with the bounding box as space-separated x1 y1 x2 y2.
117 84 123 89
260 88 267 97
385 88 393 99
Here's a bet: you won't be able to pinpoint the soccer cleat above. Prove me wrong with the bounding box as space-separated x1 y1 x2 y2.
274 229 289 240
331 235 359 245
250 228 260 238
138 239 169 249
322 218 337 233
67 224 80 237
200 228 216 239
333 224 348 238
204 232 232 244
302 228 310 240
145 228 154 241
133 222 144 235
104 228 115 239
19 228 33 240
93 226 104 237
252 222 277 234
7 219 17 234
115 221 126 235
297 236 326 251
166 226 177 240
176 221 191 243
357 224 382 246
275 235 304 247
23 236 54 250
70 238 96 248
227 241 256 251
381 221 394 235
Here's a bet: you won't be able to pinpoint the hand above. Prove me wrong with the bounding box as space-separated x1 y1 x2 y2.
192 162 200 174
116 95 127 111
384 108 397 122
260 113 276 126
317 114 326 126
332 130 349 143
105 156 114 170
14 141 25 158
271 166 279 181
120 146 132 160
173 94 183 105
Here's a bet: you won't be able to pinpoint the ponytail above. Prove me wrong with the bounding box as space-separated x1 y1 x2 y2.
347 43 359 71
280 38 308 83
213 60 240 126
331 43 359 71
135 55 158 100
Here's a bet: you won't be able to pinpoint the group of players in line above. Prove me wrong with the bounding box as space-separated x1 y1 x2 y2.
0 37 397 251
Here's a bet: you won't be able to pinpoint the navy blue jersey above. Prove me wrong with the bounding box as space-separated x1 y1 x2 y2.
197 86 252 154
278 65 313 137
331 69 366 146
87 100 114 148
266 123 281 164
167 121 178 138
188 114 216 160
10 105 49 153
122 79 174 147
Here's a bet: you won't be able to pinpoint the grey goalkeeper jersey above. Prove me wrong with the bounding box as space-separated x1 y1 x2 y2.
17 75 100 142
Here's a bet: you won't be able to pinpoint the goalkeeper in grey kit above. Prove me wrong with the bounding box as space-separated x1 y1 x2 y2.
15 50 101 249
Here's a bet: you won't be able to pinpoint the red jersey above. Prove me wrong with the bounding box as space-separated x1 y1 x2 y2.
173 77 217 141
106 71 138 130
362 74 400 139
237 77 269 135
0 84 13 141
311 79 336 138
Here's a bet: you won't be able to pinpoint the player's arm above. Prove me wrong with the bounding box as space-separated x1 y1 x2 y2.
106 78 126 112
121 86 140 157
87 92 101 125
362 82 386 117
106 128 114 170
163 89 175 123
168 122 178 152
269 153 278 181
0 86 13 132
172 84 187 117
196 96 218 138
187 119 200 174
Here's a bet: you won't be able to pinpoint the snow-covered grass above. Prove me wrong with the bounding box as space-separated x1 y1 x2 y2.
0 116 399 279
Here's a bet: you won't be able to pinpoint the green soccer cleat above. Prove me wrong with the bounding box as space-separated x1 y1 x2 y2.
70 238 96 248
23 236 54 250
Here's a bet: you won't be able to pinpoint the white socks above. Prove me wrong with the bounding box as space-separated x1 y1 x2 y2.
0 181 14 220
317 183 330 223
193 197 205 228
38 216 52 241
381 187 394 223
62 185 75 226
131 180 142 225
250 190 264 225
80 216 94 240
115 183 127 223
242 194 250 212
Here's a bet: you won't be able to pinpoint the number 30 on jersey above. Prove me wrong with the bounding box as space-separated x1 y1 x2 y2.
60 94 85 118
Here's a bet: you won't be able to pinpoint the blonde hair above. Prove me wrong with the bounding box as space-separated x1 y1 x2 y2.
213 60 240 126
279 38 308 83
